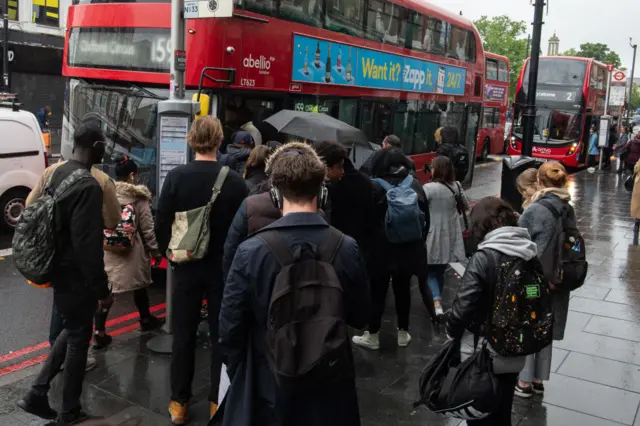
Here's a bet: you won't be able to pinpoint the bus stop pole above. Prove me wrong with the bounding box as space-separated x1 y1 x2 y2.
599 72 613 171
146 0 186 355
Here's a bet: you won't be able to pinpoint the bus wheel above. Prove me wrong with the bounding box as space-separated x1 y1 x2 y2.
481 139 490 162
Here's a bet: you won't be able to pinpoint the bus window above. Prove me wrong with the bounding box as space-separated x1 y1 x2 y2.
325 0 364 37
360 100 393 143
278 0 322 27
234 0 277 16
486 59 498 81
365 0 405 46
447 26 468 61
423 17 446 55
482 107 498 128
409 13 425 50
339 99 357 127
498 60 509 83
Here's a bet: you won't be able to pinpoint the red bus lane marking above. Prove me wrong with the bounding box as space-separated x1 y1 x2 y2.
0 302 166 365
0 312 168 378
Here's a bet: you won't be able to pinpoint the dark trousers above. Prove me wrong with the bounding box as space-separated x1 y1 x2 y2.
94 288 151 332
588 154 598 168
369 271 411 333
467 373 519 426
171 265 224 404
33 295 96 418
49 301 64 347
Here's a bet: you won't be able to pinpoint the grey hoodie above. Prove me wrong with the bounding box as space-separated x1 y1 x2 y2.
478 226 537 260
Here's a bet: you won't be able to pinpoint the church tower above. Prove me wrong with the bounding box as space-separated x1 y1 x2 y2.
548 32 560 56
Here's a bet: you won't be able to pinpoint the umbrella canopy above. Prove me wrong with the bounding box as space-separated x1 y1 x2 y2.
264 110 368 145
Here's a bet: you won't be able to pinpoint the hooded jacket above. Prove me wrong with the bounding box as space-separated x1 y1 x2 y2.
447 226 537 373
104 182 161 294
227 131 255 175
519 188 572 340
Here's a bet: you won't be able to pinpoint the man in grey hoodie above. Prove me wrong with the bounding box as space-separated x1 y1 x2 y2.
447 197 537 426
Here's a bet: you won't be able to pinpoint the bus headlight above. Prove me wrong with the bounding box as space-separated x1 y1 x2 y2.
566 143 578 156
510 137 517 149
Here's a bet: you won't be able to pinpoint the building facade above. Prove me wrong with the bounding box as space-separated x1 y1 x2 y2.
0 0 70 146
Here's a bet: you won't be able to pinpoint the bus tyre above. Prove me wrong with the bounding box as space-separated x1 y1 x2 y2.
1 188 29 233
481 140 490 162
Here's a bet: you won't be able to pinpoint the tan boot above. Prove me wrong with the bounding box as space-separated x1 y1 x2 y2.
210 402 219 419
168 400 188 425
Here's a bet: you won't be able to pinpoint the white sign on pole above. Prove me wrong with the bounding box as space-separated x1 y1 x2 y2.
610 86 627 106
184 0 233 19
598 116 611 148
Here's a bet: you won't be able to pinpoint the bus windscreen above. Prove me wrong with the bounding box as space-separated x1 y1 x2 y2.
523 59 587 90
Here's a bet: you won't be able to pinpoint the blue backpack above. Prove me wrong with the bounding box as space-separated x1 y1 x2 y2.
373 176 425 244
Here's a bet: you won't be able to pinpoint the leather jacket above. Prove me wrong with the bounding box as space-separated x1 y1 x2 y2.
446 249 503 339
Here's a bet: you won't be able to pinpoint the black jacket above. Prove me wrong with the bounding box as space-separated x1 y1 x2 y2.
328 159 374 254
446 249 502 339
50 160 110 301
244 167 267 192
219 213 369 426
155 161 248 272
227 145 252 175
217 151 239 171
360 148 416 178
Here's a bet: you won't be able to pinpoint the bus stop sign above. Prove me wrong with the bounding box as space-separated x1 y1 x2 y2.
184 0 232 18
614 71 626 82
607 64 615 72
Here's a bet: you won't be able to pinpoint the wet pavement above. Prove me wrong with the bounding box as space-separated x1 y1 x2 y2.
2 161 640 425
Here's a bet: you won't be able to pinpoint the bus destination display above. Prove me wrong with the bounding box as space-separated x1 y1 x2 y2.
291 35 466 96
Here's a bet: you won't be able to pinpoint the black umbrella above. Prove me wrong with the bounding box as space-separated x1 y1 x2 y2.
264 110 368 145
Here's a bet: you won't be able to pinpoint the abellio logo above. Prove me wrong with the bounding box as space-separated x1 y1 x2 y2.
243 54 272 71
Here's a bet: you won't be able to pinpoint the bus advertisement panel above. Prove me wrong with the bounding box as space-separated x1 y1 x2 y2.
509 56 608 167
62 0 486 187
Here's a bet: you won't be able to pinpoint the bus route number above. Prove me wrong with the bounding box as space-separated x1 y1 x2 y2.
240 78 255 87
446 72 462 89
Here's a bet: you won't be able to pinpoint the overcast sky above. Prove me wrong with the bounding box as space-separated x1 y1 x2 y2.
430 0 639 75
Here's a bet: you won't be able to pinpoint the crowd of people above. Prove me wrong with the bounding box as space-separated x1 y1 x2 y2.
12 115 582 426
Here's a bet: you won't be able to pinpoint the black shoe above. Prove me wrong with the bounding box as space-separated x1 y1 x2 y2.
92 333 112 350
140 315 165 332
532 382 545 395
45 409 89 425
17 392 57 420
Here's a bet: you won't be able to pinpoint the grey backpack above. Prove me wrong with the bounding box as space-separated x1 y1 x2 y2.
13 168 93 285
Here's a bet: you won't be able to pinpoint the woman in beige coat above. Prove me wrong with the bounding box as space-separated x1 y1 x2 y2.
93 154 164 349
631 160 640 222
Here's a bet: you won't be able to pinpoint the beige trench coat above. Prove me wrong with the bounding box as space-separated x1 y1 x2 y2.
104 182 161 294
632 160 640 219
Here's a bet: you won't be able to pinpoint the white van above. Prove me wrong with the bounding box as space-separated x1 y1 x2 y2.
0 102 47 230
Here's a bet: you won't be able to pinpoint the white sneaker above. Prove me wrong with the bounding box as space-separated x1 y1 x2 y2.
85 356 97 372
434 301 444 316
398 330 412 347
352 331 380 350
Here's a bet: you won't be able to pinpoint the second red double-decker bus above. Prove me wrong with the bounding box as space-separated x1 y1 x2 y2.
476 52 509 161
509 56 609 167
62 0 487 188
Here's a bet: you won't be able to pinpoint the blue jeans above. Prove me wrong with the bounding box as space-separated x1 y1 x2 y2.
427 264 447 301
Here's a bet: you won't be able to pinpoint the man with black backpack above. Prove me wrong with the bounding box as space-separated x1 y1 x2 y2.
436 126 470 182
14 123 113 425
218 142 370 426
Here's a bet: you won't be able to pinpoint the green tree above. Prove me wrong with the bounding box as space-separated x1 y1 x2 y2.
561 43 622 68
631 87 640 113
473 15 529 98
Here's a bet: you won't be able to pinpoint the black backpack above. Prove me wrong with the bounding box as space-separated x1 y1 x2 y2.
13 168 93 285
486 252 554 357
257 227 351 389
449 145 470 182
538 200 588 291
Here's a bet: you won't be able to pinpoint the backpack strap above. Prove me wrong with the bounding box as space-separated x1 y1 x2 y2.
372 177 392 192
399 175 414 188
210 166 229 204
257 230 295 267
537 199 563 219
53 168 92 201
318 227 345 263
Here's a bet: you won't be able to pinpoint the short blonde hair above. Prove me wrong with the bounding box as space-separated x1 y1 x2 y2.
187 116 223 154
267 142 326 203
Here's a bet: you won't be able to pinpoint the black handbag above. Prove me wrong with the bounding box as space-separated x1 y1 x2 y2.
625 175 635 192
441 182 475 257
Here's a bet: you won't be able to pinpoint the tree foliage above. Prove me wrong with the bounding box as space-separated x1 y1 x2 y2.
473 15 529 99
631 87 640 113
561 43 622 68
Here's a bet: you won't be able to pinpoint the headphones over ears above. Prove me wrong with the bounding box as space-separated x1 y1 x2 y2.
270 185 329 210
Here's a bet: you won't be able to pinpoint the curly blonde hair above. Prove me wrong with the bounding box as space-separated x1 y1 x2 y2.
187 116 223 154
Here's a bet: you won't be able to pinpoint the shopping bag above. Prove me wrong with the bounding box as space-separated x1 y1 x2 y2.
219 364 230 406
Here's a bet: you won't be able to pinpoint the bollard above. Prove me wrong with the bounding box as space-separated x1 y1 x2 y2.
146 264 174 354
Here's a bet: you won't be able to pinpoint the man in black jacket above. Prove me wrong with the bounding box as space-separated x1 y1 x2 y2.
218 142 370 426
18 123 113 426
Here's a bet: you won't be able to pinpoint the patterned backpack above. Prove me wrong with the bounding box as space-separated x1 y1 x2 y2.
486 252 554 357
104 204 137 252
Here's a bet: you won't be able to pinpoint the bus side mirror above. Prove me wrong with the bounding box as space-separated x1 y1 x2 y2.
192 93 210 119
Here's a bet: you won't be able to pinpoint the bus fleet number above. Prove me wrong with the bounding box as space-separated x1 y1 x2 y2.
241 78 256 87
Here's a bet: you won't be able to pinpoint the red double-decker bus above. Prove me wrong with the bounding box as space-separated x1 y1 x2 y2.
62 0 486 189
476 52 509 161
508 56 609 167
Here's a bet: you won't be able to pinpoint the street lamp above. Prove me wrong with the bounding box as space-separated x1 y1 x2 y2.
628 38 637 119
